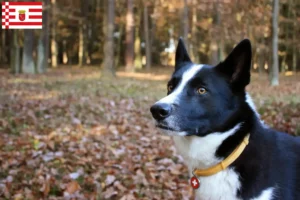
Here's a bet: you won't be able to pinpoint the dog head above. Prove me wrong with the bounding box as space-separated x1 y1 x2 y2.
150 38 252 136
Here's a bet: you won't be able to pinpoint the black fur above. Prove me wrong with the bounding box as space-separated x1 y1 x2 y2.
150 39 300 199
175 37 192 69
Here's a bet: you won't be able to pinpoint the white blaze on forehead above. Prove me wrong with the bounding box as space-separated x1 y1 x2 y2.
157 64 204 105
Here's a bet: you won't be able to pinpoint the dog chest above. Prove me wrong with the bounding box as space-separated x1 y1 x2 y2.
194 169 241 200
172 135 275 200
173 135 242 200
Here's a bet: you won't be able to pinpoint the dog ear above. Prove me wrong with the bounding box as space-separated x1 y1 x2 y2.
216 39 252 91
175 38 192 69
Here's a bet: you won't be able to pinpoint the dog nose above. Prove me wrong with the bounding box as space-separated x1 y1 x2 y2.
150 103 172 120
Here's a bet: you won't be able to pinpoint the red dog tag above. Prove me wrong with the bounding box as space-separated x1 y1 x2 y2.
190 176 200 189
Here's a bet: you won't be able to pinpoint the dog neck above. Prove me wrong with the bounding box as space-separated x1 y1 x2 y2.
173 123 243 170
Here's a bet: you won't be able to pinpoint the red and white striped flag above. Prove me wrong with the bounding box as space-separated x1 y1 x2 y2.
2 1 42 29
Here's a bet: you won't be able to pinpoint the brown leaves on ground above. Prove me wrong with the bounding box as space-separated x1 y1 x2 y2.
0 67 299 199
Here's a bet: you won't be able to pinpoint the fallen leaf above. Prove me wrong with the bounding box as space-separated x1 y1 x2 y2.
65 181 80 194
105 175 116 186
103 187 118 199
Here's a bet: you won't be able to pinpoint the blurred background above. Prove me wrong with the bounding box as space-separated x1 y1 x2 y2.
0 0 300 199
0 0 299 77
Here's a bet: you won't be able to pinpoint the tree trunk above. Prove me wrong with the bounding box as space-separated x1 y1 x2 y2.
125 0 135 72
190 0 198 63
258 49 264 75
210 1 220 65
292 0 297 73
271 0 279 86
101 0 107 66
143 2 151 70
183 0 189 49
22 30 35 74
62 40 68 64
51 0 58 68
0 32 2 64
78 19 85 67
0 32 2 63
1 31 7 64
134 24 142 69
281 55 287 74
210 42 218 65
281 0 292 74
103 0 115 77
10 30 20 74
292 31 297 73
78 0 88 67
37 0 50 73
115 23 124 68
218 39 225 62
10 30 15 73
150 0 158 65
134 6 142 70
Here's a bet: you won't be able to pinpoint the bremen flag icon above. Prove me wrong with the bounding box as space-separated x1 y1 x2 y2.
2 2 42 29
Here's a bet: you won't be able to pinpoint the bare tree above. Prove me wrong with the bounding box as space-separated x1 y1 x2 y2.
22 30 35 74
78 0 88 67
1 32 8 64
125 0 135 72
0 33 2 63
190 0 198 63
210 1 220 65
143 1 151 70
37 0 50 73
183 0 189 49
271 0 279 86
103 0 115 76
134 3 142 69
78 19 85 67
51 0 58 68
292 0 297 73
10 30 20 74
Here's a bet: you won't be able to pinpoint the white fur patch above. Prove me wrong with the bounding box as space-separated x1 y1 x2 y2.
251 188 274 200
195 168 241 200
173 124 243 200
157 64 203 105
173 123 241 169
246 93 268 128
246 93 259 117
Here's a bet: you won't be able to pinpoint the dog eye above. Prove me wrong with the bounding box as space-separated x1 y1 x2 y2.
167 84 174 92
197 87 207 94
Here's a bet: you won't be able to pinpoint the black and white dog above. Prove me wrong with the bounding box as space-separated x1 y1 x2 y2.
150 38 300 200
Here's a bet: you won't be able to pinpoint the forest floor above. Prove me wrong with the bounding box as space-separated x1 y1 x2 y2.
0 67 300 199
